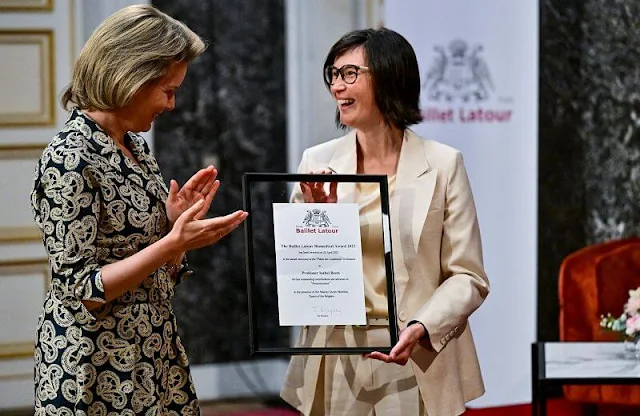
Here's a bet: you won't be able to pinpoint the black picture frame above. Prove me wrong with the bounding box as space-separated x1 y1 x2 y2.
242 172 399 355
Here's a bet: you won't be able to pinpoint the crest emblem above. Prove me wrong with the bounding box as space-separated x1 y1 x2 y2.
423 39 494 102
302 209 331 227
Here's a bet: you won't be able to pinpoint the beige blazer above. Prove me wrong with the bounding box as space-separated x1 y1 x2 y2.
280 129 490 416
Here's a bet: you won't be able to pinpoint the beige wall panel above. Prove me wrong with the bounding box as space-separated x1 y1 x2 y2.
0 378 33 409
0 357 33 380
0 0 73 145
0 42 43 113
0 31 54 126
0 242 46 260
0 146 43 243
0 157 39 230
0 261 48 358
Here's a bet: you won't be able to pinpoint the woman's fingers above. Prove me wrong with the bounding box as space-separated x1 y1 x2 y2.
389 335 411 358
300 182 314 203
328 181 338 202
168 179 179 202
300 169 336 203
178 210 247 251
364 330 416 365
182 165 216 192
204 211 248 242
194 180 220 220
312 169 332 175
199 172 219 196
211 210 248 229
310 169 331 193
365 351 394 363
211 211 248 241
176 199 205 226
198 210 247 233
364 350 409 365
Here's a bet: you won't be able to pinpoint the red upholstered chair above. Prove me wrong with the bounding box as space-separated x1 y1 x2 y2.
594 243 640 406
558 238 640 413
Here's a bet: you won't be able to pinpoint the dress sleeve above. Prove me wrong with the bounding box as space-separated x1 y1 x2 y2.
31 144 106 323
173 256 194 287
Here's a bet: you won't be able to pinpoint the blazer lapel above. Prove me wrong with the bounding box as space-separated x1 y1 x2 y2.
391 130 438 309
327 130 357 203
393 129 437 253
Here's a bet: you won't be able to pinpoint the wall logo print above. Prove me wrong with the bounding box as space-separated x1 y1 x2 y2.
421 39 513 124
424 39 493 102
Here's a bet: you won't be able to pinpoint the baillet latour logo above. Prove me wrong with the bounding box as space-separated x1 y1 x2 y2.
421 39 513 124
296 209 338 234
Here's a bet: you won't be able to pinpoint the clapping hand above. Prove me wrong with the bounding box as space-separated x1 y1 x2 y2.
170 199 248 251
166 165 219 224
300 169 338 203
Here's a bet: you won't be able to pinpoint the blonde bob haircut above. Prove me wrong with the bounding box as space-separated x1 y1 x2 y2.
62 4 206 111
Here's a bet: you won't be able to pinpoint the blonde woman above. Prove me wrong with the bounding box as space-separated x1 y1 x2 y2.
30 5 247 414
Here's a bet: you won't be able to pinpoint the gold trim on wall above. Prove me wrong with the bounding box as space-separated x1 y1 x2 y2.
0 259 48 359
0 342 35 360
0 227 42 243
0 30 55 127
0 0 53 12
0 370 33 381
0 143 45 159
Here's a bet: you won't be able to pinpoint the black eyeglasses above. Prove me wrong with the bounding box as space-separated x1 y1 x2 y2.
324 64 369 85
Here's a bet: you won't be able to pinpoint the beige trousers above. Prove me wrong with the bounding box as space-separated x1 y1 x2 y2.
307 326 425 416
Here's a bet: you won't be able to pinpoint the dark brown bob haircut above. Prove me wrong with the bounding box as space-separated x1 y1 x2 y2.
323 27 423 130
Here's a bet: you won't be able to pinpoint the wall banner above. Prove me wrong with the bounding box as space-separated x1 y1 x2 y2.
385 0 538 407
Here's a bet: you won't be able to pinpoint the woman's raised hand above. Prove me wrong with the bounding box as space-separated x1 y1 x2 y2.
166 165 219 224
300 169 338 203
168 199 248 252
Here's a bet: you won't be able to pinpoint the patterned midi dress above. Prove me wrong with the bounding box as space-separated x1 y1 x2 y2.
30 109 200 415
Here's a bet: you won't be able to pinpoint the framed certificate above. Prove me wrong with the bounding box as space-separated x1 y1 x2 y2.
243 173 399 355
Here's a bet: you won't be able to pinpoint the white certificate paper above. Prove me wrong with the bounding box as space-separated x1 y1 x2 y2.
272 203 366 326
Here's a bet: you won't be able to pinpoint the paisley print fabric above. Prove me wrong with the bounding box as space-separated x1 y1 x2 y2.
30 109 200 415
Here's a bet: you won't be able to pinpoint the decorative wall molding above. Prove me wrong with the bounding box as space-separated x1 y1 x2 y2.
0 143 45 159
0 0 53 12
0 259 49 359
0 227 42 243
0 30 54 127
0 145 44 243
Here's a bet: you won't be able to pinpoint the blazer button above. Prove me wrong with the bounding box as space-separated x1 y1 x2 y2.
398 311 407 322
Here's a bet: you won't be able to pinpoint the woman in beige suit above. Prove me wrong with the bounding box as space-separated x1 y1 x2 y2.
280 28 490 416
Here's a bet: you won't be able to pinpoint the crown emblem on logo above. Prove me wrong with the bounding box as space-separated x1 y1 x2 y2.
423 39 494 102
302 209 331 227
